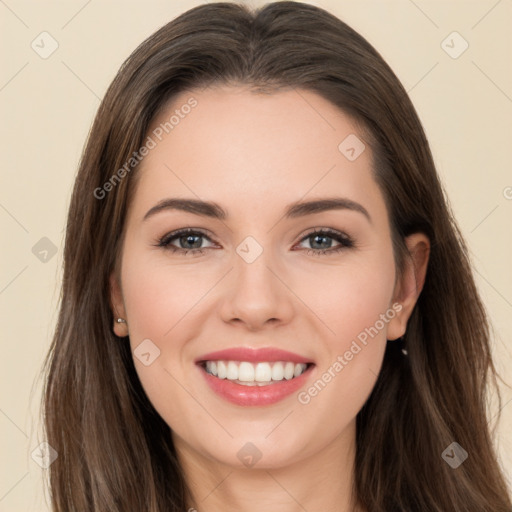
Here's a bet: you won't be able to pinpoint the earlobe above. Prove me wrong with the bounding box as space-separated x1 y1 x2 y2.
109 271 129 337
387 233 430 341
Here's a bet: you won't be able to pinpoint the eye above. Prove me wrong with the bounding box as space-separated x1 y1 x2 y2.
155 228 216 256
154 227 355 257
295 228 355 256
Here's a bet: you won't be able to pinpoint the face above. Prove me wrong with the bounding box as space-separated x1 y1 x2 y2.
110 85 425 471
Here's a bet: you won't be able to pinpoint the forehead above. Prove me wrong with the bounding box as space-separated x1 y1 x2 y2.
129 85 385 223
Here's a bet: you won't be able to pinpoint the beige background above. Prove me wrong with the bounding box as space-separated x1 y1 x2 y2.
1 0 511 509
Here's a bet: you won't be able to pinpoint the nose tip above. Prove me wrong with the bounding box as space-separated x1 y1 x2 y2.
231 316 280 330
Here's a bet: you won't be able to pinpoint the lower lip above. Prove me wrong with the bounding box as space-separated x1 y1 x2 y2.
198 364 315 406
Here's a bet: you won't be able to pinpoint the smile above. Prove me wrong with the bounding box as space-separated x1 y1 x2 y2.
195 347 315 406
202 360 310 386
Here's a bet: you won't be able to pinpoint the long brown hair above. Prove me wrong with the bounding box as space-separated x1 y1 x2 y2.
40 2 511 510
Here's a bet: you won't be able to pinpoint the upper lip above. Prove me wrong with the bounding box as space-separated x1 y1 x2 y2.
195 347 314 365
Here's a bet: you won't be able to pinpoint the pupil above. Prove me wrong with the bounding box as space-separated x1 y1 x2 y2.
182 234 201 249
312 234 330 249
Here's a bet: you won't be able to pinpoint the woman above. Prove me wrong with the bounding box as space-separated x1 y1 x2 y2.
41 1 512 510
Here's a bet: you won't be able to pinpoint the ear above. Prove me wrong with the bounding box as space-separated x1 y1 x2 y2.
387 233 430 340
109 271 129 337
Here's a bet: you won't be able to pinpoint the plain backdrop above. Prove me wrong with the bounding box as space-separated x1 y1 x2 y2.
0 0 511 509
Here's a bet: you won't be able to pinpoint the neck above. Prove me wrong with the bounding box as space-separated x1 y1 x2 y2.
175 420 364 512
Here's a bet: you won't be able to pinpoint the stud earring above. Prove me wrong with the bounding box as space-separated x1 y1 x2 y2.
398 335 408 356
116 318 126 323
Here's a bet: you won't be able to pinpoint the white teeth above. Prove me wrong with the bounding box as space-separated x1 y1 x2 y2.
207 361 217 376
216 360 227 379
255 362 272 382
284 362 295 380
226 361 238 380
203 360 308 384
271 362 284 381
238 362 255 382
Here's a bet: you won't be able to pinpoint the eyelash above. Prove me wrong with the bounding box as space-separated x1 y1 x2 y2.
154 227 355 257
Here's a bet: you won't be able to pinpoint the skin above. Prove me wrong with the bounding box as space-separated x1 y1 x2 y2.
110 85 430 512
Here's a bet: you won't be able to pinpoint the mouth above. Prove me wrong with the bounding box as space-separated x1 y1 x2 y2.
194 347 316 406
199 360 313 386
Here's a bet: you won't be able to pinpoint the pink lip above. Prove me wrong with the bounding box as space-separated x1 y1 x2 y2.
197 363 315 406
195 347 313 364
194 347 315 406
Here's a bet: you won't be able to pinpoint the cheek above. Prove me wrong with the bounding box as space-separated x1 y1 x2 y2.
293 251 395 428
121 249 203 342
119 248 214 431
295 249 397 348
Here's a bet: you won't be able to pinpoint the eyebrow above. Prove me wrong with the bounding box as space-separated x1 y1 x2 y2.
143 197 371 223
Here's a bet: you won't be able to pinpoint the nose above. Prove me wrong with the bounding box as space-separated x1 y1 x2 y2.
218 245 295 331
